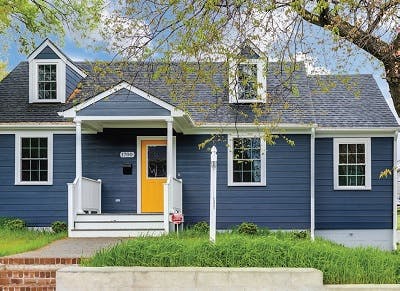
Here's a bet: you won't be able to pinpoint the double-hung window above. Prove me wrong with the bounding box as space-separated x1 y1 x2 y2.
15 133 53 185
29 59 66 103
229 60 267 103
333 138 371 190
228 136 266 186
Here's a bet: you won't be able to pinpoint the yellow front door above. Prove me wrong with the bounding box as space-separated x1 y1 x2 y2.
141 140 167 213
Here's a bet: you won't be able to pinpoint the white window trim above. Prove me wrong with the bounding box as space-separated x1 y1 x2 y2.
229 59 267 104
227 134 266 186
29 59 66 103
333 137 371 191
15 132 53 186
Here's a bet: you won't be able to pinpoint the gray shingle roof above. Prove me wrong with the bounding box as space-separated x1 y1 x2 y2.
0 60 397 128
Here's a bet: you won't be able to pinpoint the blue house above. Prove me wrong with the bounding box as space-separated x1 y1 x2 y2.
0 39 398 250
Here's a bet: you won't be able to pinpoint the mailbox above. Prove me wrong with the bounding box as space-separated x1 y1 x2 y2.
122 163 132 175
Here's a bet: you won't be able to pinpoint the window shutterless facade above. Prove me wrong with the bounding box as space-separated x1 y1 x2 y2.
333 138 371 190
228 135 266 186
15 133 53 185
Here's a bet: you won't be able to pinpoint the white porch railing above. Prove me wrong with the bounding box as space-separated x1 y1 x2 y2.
67 177 79 234
163 177 183 233
81 177 102 214
67 177 102 234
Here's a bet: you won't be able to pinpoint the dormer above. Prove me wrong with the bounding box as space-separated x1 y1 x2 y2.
28 39 86 103
229 40 267 104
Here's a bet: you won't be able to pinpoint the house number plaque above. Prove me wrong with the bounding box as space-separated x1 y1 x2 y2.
120 152 135 158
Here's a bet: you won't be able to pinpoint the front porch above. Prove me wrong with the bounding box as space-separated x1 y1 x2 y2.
67 122 183 238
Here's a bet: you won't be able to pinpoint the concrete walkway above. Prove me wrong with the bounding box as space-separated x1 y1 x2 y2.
8 237 127 258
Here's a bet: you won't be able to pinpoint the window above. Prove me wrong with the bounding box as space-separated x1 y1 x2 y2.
29 59 66 103
147 145 167 178
228 136 266 186
333 138 371 190
15 133 53 185
238 64 257 100
229 60 266 103
38 64 57 100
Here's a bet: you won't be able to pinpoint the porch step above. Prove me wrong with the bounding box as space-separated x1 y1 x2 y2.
76 213 163 222
74 221 164 230
69 229 165 238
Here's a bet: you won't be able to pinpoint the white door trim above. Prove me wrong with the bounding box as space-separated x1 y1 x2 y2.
136 136 176 214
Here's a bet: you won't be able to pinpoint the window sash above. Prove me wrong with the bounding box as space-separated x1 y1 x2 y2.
232 137 262 183
37 64 57 100
20 137 49 182
237 64 258 100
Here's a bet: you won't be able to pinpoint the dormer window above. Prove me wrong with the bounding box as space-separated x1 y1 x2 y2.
38 64 57 100
29 59 66 103
237 63 258 100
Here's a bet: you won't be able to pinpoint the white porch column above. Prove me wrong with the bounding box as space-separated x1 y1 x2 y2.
167 119 174 179
310 127 315 241
75 119 84 214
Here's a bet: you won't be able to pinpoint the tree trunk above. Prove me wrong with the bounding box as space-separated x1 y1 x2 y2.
385 59 400 118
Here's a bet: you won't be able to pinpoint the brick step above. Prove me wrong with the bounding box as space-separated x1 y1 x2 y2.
0 269 56 288
1 287 55 291
0 257 80 265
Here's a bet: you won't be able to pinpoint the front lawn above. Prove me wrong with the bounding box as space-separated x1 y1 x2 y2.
0 228 66 257
83 229 400 285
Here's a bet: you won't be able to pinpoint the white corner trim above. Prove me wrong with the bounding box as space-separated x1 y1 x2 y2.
28 39 86 78
392 131 398 250
14 132 53 186
59 82 185 118
228 59 267 104
29 59 66 103
136 136 177 214
227 134 266 186
333 137 371 191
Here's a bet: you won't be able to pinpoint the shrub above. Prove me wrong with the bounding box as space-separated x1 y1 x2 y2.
237 222 258 235
51 221 67 233
192 221 209 233
0 217 15 228
4 218 26 230
291 230 309 240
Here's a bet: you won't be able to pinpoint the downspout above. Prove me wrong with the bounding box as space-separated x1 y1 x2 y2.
393 130 398 250
310 127 316 241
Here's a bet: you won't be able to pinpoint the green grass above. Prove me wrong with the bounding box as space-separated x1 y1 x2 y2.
0 228 66 257
83 230 400 285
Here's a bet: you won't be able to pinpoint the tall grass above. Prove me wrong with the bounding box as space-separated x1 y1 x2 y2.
84 230 400 284
0 228 66 256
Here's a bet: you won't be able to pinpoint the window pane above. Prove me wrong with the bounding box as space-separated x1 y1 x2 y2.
357 144 365 153
339 176 347 186
22 171 30 181
348 176 357 186
356 165 365 175
242 171 251 182
338 165 347 175
40 171 48 181
251 149 260 159
348 144 356 153
348 154 356 163
339 154 347 164
147 146 167 178
40 160 48 171
31 171 39 181
357 176 365 186
242 161 251 171
339 144 347 153
22 148 30 158
348 165 357 175
22 160 30 171
233 161 242 171
233 171 242 182
357 154 365 164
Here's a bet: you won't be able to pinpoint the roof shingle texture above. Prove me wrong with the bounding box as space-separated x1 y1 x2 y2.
0 61 397 128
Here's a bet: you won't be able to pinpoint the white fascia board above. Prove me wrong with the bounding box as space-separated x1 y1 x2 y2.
58 81 185 118
316 127 399 137
28 39 87 78
75 116 174 122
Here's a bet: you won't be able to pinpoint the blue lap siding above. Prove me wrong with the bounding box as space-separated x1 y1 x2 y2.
0 134 75 226
178 134 311 229
66 65 83 98
77 89 170 116
315 138 393 229
82 128 167 213
34 46 59 59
